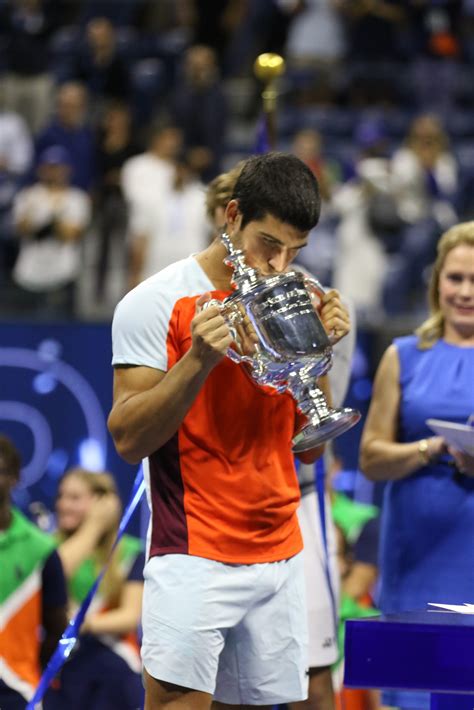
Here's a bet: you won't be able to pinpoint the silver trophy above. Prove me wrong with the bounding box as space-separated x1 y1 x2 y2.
208 232 361 452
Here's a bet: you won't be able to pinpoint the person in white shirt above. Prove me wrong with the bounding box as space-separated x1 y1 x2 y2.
121 123 210 290
12 144 91 318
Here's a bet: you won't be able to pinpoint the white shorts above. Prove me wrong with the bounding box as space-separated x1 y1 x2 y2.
297 490 339 668
141 552 308 706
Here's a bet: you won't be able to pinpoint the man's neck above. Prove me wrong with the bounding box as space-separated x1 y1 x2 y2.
196 239 234 291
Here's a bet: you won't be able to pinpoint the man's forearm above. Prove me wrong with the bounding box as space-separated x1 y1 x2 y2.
109 351 215 464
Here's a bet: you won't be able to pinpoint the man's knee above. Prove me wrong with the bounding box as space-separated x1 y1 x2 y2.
144 669 213 710
307 666 335 708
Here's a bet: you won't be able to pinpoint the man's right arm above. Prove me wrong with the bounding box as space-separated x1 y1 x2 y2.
108 297 233 464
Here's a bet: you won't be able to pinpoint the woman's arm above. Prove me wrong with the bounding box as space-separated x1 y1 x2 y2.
81 581 143 636
359 345 445 481
57 494 121 578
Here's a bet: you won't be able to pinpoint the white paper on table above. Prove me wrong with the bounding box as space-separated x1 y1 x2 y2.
426 418 474 456
428 603 474 614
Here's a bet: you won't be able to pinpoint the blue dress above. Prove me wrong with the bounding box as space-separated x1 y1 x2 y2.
379 336 474 710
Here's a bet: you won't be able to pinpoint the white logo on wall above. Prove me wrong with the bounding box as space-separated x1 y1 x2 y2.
0 341 108 488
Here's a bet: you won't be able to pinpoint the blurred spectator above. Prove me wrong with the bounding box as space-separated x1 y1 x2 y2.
223 0 301 78
0 92 33 281
122 122 209 289
47 467 145 710
408 0 462 115
0 0 62 132
331 119 393 320
94 102 141 301
384 113 459 314
193 0 238 67
36 82 96 191
338 0 408 106
0 434 67 709
79 0 146 27
70 17 131 111
121 122 182 208
291 127 342 285
11 144 91 318
126 158 209 290
170 44 227 180
285 0 345 104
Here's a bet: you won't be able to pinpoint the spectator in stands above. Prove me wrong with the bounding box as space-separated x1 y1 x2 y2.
0 89 33 281
285 0 345 104
47 467 145 710
291 128 343 286
121 121 209 289
384 113 459 314
338 0 408 106
121 121 182 212
408 0 462 115
360 222 474 710
94 102 140 301
11 144 91 318
70 17 131 111
170 44 227 180
0 434 68 709
331 118 393 321
0 0 62 132
36 82 96 191
126 156 210 290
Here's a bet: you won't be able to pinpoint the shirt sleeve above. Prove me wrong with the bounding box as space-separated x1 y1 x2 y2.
111 278 176 372
41 549 68 608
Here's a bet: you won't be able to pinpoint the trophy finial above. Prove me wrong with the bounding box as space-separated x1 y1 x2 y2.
253 53 285 84
220 232 259 293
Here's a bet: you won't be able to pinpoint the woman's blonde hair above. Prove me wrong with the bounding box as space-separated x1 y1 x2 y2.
58 467 124 606
205 161 245 222
416 221 474 348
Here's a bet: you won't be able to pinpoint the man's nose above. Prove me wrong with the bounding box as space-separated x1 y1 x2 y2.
268 251 288 273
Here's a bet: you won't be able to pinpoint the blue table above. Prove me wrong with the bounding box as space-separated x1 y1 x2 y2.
344 611 474 709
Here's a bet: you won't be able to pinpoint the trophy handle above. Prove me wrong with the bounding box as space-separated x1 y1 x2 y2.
201 298 255 366
303 275 340 346
303 275 326 302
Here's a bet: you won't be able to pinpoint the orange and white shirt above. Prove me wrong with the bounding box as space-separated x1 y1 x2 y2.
112 256 303 564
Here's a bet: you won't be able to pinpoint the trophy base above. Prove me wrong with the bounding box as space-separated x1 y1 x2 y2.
292 408 361 453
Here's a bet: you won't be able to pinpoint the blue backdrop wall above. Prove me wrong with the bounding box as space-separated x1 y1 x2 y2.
0 321 142 534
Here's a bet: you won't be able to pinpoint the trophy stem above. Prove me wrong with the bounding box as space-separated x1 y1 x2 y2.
290 374 361 452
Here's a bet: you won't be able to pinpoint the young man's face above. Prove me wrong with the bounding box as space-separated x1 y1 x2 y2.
225 201 309 276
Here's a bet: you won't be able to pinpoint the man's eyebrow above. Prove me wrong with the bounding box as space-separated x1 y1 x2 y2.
259 231 308 248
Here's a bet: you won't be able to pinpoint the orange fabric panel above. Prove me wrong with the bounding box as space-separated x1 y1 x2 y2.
0 590 41 687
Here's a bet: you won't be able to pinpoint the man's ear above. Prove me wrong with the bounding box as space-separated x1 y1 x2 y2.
224 199 241 235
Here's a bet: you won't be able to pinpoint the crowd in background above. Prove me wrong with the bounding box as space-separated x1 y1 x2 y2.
0 0 473 325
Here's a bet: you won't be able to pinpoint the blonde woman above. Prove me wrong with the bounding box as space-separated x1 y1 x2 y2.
360 223 474 710
46 468 144 710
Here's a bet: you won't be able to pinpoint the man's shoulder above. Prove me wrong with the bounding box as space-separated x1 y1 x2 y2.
113 257 212 341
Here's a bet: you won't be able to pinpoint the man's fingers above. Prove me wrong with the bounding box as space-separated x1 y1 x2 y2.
195 292 213 313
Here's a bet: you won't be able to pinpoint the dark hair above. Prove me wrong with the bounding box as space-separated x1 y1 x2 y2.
231 152 321 231
0 435 21 478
